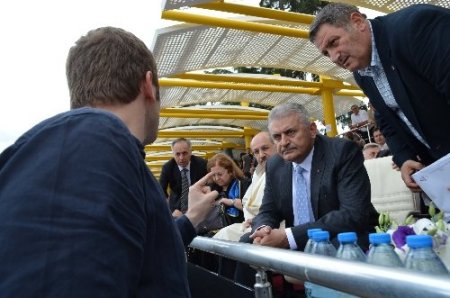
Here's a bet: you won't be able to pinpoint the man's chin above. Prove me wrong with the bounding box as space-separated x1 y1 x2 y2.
282 151 296 162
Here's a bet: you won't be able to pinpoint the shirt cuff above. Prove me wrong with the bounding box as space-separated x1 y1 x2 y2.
285 228 297 250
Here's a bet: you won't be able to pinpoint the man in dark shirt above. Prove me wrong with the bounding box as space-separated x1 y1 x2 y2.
0 27 217 298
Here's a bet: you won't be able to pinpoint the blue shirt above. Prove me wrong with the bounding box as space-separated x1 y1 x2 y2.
0 108 192 297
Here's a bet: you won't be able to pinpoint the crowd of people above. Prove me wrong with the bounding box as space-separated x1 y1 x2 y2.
0 2 448 298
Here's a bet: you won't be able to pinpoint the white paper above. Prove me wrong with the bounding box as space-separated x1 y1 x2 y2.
412 153 450 212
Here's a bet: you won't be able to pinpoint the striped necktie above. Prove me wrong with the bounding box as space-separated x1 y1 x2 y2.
180 168 189 213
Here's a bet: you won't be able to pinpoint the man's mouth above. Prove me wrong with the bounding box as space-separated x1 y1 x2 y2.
342 56 349 68
282 148 293 155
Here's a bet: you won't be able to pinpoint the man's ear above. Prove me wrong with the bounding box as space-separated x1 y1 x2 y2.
310 121 318 138
143 71 156 102
350 12 367 31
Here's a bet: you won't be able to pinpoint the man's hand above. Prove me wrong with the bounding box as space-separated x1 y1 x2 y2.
251 227 289 248
250 226 271 244
184 172 218 228
400 160 424 192
243 218 252 229
172 209 183 218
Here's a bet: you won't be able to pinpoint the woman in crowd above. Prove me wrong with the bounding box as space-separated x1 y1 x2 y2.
207 153 250 228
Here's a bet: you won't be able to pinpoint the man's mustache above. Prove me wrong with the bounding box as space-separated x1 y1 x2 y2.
281 145 295 154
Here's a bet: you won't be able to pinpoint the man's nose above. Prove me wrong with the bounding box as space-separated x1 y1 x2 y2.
280 134 289 146
330 51 340 64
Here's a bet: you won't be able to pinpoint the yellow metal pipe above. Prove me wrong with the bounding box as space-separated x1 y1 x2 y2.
161 113 267 120
157 128 260 139
160 78 319 95
162 9 309 39
334 90 366 97
170 73 323 89
160 109 268 120
145 155 174 161
157 131 242 138
195 2 314 24
145 144 244 151
161 107 268 116
321 88 338 137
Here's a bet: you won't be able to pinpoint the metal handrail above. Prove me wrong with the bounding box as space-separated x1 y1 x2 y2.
189 237 450 298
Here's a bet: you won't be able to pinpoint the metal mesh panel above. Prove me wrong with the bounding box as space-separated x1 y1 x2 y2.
328 0 450 12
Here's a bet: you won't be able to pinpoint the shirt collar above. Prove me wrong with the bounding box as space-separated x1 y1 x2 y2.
292 146 314 173
177 162 191 172
358 21 381 76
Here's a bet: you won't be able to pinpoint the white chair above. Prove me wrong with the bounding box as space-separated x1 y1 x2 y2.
364 156 420 224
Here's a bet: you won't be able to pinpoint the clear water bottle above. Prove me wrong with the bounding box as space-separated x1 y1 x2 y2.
404 235 449 275
303 229 323 297
307 231 339 298
285 229 323 286
304 228 323 253
367 233 403 267
335 232 365 298
336 232 366 262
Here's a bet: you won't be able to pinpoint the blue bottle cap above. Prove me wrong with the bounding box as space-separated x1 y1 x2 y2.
337 232 357 243
369 233 391 244
406 235 433 248
307 228 323 238
312 231 329 242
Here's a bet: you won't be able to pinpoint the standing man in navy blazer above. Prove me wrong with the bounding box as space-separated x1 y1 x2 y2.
309 3 450 191
160 138 208 217
249 103 378 251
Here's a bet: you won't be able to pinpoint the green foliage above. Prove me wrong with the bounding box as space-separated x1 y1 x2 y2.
259 0 328 14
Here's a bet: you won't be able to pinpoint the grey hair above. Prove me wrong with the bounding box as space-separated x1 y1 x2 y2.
268 102 311 127
171 138 192 149
309 3 360 43
363 143 381 151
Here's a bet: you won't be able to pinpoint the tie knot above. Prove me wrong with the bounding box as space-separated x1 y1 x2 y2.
296 165 305 174
182 168 188 173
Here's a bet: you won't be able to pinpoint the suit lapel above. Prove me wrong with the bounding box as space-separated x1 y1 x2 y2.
310 136 325 220
370 19 425 139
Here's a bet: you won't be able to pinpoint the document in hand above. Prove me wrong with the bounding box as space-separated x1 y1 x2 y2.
412 153 450 212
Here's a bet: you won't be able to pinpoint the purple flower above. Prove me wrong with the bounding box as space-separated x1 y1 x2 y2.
392 226 416 249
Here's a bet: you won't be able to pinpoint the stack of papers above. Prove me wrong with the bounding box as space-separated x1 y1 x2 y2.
412 153 450 212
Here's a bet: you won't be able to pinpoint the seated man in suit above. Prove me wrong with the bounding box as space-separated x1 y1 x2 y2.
236 103 378 286
160 138 208 218
249 102 378 251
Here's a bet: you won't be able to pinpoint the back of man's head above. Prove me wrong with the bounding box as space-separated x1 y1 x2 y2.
66 27 160 109
363 143 381 160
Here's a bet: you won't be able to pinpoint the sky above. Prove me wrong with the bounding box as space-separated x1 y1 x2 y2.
0 0 166 151
0 0 382 152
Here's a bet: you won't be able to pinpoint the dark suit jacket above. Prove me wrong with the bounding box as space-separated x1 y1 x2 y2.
160 155 208 212
252 135 378 250
354 4 450 167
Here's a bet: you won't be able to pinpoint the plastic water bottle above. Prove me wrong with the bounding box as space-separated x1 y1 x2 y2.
404 235 449 275
303 228 322 297
336 232 366 262
307 231 339 298
335 232 365 298
367 233 403 267
285 229 323 286
304 228 323 253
